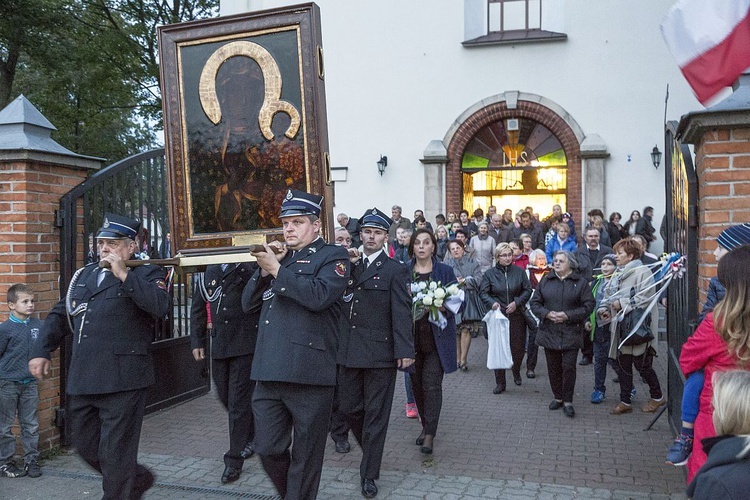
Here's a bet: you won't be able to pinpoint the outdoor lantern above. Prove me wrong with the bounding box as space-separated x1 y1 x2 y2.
377 155 388 176
651 145 662 169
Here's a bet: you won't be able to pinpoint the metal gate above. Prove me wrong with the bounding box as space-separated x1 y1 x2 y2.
663 121 699 432
57 149 209 444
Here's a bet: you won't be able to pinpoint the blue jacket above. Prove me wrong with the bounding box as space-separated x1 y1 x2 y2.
409 257 458 374
546 236 578 263
699 277 725 322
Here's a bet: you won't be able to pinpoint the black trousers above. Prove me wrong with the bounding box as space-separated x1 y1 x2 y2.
69 389 151 499
544 348 578 403
494 313 527 386
252 381 334 500
337 366 397 480
411 349 444 437
613 350 663 404
212 354 254 468
526 325 539 371
329 376 350 444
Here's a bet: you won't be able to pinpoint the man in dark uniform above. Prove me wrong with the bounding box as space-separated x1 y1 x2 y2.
241 189 349 500
337 208 414 498
29 213 170 499
191 261 259 483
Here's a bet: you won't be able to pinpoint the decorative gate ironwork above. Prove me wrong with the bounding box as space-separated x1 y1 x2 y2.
663 121 699 433
57 149 209 444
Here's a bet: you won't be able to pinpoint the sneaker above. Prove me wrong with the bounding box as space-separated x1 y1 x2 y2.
631 387 637 399
642 398 666 413
405 403 418 419
666 435 693 466
0 462 27 478
24 460 42 478
590 390 606 404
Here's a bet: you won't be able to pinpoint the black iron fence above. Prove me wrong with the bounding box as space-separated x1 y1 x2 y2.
663 121 699 432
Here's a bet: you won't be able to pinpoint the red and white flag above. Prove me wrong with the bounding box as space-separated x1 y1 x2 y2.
661 0 750 104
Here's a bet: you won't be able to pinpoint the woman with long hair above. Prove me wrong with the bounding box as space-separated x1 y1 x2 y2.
435 224 450 261
678 245 750 482
623 210 641 238
480 242 533 393
408 229 459 455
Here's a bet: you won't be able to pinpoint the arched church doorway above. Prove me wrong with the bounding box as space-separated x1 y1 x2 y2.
444 94 583 228
461 118 567 220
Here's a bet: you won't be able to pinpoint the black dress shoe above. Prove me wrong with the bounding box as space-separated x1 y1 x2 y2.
240 442 254 459
513 373 522 386
526 370 535 379
335 440 351 453
579 356 592 366
563 404 576 418
549 400 563 410
130 467 155 499
362 478 378 498
221 465 241 484
492 385 505 394
415 432 425 446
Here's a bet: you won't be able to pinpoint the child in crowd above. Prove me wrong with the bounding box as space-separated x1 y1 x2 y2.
666 223 750 466
0 284 43 478
586 254 617 404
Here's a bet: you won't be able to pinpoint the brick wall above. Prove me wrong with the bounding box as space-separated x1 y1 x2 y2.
0 158 90 454
693 127 750 308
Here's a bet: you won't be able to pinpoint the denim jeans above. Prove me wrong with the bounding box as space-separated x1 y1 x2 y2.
0 379 40 463
592 325 611 393
681 370 705 424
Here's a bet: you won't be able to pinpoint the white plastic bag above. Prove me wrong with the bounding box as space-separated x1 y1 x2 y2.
483 309 512 370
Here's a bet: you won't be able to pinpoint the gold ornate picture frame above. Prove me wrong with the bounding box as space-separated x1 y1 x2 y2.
158 3 331 254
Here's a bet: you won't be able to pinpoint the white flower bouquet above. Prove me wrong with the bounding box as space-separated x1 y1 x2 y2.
411 278 464 329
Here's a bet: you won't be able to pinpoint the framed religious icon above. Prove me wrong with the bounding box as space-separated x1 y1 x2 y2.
158 3 332 254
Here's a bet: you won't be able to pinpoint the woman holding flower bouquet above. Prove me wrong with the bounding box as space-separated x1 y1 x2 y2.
480 242 533 393
408 229 460 455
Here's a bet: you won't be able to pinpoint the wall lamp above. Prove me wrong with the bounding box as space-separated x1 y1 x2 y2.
377 155 388 176
651 145 662 169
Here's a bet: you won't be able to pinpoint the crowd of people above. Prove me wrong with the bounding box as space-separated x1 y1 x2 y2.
2 194 749 500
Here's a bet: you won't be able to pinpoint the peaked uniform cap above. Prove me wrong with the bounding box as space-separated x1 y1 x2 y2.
279 189 323 218
359 207 392 231
717 223 750 251
97 213 141 240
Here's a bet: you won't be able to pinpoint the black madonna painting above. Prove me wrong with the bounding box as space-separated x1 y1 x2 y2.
159 4 331 252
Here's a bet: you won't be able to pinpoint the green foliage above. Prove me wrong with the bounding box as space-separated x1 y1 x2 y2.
1 0 219 161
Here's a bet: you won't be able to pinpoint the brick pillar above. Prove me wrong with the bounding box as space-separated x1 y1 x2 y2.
0 158 94 452
678 89 750 311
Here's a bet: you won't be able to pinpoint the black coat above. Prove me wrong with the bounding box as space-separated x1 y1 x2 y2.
479 263 532 318
687 435 750 499
242 238 349 386
34 262 171 395
337 252 413 369
190 263 259 359
530 270 595 351
575 244 613 282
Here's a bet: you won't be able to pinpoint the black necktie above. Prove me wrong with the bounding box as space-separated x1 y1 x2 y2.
364 258 369 270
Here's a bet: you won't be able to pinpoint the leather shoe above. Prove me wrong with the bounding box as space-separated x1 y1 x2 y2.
240 442 254 459
610 402 633 415
221 465 241 484
526 370 535 379
335 440 351 453
362 478 378 498
131 467 155 499
563 404 575 418
579 356 592 366
415 432 425 446
492 385 505 394
513 373 522 386
549 400 563 410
